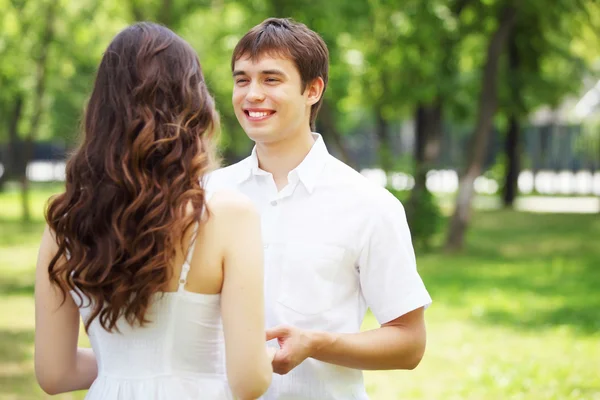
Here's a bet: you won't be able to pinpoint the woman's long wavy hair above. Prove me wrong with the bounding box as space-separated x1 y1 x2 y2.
45 22 219 332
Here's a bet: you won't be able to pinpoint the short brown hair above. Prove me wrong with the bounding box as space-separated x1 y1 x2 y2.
231 18 329 130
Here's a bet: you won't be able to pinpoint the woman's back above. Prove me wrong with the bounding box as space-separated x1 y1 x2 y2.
75 192 226 398
79 291 230 399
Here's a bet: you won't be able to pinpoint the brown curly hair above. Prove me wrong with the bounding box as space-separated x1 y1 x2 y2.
45 22 219 332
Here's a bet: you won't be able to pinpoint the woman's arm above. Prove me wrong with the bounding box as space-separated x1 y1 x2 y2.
214 192 272 400
34 226 97 395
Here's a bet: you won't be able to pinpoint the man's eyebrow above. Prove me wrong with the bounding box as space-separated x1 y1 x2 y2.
232 69 287 77
261 69 286 76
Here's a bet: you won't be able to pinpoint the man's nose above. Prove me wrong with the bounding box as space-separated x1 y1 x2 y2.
247 82 266 102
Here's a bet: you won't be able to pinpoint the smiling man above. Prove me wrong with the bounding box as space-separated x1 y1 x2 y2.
207 18 432 400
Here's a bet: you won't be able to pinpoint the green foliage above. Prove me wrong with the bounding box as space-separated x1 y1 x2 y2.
180 2 255 157
485 153 506 193
497 0 595 118
0 0 131 145
1 0 598 158
576 119 600 162
389 186 443 251
1 0 600 233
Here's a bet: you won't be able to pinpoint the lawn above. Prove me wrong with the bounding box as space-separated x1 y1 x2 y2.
0 184 599 399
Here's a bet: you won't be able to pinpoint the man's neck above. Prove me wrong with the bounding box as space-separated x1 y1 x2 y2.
255 130 315 191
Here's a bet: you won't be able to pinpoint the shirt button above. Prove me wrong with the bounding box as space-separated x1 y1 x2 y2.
270 200 278 206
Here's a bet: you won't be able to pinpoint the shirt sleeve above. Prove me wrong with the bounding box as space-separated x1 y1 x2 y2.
358 192 432 324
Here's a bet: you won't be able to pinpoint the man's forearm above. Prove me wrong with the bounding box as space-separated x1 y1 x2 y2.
309 325 426 371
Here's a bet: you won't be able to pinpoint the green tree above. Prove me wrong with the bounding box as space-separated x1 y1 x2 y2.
0 0 59 220
445 2 517 252
445 0 598 251
499 1 598 207
0 0 214 220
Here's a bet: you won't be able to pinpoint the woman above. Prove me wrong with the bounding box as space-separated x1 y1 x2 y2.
34 22 273 400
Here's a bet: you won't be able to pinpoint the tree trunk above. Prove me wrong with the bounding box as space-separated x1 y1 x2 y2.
0 157 6 191
20 173 31 221
413 102 443 188
318 100 355 168
502 26 522 208
160 0 173 26
445 5 517 252
375 104 392 174
20 1 57 222
503 116 520 207
0 96 24 190
20 155 31 223
408 0 469 199
407 102 442 211
405 102 443 249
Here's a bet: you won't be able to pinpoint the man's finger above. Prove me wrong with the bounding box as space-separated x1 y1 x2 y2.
266 325 288 341
273 365 288 375
272 355 291 375
272 348 287 363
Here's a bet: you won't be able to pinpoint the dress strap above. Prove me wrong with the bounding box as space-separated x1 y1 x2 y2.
177 190 213 292
178 221 199 292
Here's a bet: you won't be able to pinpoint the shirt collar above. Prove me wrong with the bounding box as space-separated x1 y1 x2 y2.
235 133 329 194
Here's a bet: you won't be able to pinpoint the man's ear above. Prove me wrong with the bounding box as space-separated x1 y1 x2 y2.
306 77 325 107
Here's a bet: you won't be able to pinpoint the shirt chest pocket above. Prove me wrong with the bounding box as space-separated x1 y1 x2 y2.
277 243 346 315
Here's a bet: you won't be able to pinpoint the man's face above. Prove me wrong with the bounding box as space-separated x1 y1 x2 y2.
232 54 311 144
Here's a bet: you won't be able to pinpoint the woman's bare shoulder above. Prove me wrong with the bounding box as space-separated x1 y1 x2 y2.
207 190 258 220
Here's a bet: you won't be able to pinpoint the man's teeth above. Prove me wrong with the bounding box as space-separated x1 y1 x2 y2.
249 111 269 118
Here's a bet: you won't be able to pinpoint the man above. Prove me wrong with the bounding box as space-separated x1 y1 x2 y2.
207 17 432 400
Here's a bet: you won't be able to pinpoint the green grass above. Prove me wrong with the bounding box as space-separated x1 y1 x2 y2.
362 210 600 400
0 184 599 399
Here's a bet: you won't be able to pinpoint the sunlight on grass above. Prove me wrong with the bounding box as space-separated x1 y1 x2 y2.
1 185 599 399
0 183 63 222
360 209 600 399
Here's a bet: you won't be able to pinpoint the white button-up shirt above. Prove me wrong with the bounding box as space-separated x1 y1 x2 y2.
207 134 432 400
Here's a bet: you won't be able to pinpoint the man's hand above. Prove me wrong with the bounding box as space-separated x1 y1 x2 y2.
266 325 329 375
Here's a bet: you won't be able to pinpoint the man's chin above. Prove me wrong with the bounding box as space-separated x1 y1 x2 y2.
244 128 276 143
